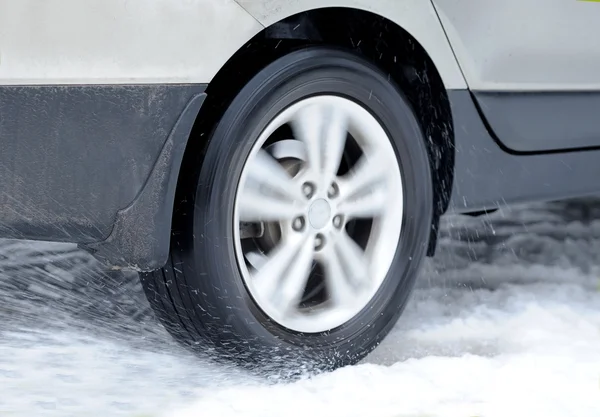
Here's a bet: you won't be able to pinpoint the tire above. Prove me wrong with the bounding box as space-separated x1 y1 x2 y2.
140 46 433 373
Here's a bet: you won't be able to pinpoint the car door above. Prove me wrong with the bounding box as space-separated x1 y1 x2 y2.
432 0 600 152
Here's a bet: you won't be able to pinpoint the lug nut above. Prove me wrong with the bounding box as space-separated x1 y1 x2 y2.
332 215 343 228
302 182 315 199
292 216 305 232
327 182 339 198
314 234 326 250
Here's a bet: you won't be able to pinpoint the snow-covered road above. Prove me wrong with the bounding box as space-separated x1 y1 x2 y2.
0 198 599 417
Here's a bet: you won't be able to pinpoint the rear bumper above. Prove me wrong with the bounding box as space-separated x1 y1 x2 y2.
80 90 207 271
0 83 206 271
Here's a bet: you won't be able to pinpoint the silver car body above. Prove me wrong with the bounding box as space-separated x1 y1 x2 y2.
0 0 467 87
434 0 600 91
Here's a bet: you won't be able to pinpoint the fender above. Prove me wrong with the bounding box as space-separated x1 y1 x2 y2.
236 0 467 89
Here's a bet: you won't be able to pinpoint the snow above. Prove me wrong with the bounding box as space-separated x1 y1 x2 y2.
170 269 600 417
1 198 600 417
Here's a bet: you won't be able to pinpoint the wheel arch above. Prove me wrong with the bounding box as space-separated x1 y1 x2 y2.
235 0 466 90
178 6 458 257
83 6 458 270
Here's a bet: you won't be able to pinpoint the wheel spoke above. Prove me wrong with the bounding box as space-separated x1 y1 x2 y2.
252 234 314 314
238 149 306 222
291 104 349 186
291 103 325 174
338 151 389 200
245 250 268 270
337 186 387 219
246 149 304 201
334 231 369 288
274 238 315 314
321 246 357 307
321 107 348 185
238 186 301 222
252 236 303 298
267 139 307 162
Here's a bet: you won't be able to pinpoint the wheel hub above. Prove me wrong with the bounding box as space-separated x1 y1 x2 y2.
308 198 331 229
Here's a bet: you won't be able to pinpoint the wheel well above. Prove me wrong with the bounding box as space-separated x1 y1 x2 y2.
179 7 455 256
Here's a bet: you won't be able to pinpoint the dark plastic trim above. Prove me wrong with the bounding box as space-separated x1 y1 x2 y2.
81 93 206 271
448 90 600 213
0 84 206 270
473 91 600 153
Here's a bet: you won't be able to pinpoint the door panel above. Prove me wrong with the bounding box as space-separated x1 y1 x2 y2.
433 0 600 91
474 91 600 152
433 0 600 151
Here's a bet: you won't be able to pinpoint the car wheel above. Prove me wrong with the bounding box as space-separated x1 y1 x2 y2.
141 46 433 372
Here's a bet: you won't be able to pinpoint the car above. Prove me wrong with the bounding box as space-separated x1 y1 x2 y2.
1 0 599 371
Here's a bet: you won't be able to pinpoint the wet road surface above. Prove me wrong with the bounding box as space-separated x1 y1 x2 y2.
1 198 599 417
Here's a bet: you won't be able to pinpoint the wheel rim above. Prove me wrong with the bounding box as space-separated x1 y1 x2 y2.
233 95 404 333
